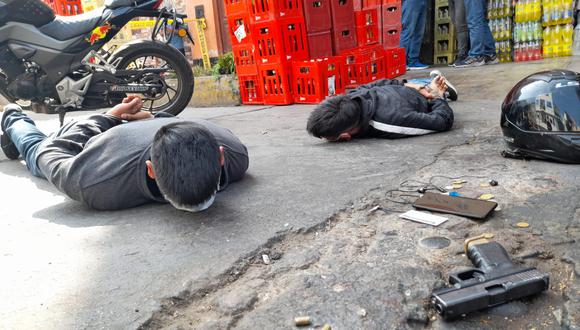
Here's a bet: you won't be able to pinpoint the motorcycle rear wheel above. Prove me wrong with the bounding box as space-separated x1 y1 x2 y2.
111 40 194 116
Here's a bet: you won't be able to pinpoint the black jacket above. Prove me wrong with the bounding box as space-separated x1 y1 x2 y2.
35 115 249 210
347 79 454 138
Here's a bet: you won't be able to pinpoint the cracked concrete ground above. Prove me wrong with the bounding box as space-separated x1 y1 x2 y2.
1 57 579 329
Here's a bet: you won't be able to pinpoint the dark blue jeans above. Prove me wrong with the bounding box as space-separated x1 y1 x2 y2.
400 0 426 65
2 108 47 178
464 0 496 57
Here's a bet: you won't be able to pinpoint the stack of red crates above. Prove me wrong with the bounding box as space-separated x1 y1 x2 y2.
226 0 405 105
379 0 406 77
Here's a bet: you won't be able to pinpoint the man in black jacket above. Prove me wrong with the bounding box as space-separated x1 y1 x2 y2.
1 96 249 211
306 75 454 142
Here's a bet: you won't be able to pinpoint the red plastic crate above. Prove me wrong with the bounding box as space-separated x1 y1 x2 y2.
355 9 379 46
343 45 385 87
355 8 379 26
302 0 332 32
253 18 309 64
225 0 249 16
307 30 334 58
232 43 259 75
332 24 357 54
384 47 406 78
353 0 380 9
227 14 253 45
259 62 294 105
329 0 355 28
248 0 303 23
292 57 346 103
381 0 401 26
238 74 264 104
356 25 379 46
382 23 401 49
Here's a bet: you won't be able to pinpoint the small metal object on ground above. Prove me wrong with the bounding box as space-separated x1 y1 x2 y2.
294 316 311 326
516 222 530 228
262 254 271 264
321 324 332 330
489 179 499 186
479 193 495 200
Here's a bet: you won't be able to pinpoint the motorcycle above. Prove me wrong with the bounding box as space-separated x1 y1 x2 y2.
0 0 195 124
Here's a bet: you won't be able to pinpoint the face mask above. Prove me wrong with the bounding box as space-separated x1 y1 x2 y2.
169 169 221 213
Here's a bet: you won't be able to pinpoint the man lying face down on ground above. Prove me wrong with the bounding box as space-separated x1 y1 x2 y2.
1 96 249 211
306 75 454 142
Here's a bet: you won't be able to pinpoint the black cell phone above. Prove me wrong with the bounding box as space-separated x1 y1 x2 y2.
412 192 498 220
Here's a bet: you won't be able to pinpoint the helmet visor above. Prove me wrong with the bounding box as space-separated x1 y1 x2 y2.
511 81 580 133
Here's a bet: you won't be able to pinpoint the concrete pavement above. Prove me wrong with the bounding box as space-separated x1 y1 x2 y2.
1 57 579 329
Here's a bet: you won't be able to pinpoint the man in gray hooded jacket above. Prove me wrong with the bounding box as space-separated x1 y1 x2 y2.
1 96 249 211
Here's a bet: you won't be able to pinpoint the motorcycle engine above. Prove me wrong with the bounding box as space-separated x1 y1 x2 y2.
6 69 54 101
7 72 38 100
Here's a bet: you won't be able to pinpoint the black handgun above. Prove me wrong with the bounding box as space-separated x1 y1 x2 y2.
431 236 550 320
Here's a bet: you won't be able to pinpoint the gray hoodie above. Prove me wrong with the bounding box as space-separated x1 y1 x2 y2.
36 115 249 210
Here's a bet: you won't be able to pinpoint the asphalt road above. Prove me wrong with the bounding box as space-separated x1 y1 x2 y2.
1 57 579 329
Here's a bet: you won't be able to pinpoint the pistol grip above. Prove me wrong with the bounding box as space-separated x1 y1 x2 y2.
468 242 514 273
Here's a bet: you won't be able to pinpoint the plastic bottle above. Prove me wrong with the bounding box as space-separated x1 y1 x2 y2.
543 26 553 57
535 21 542 40
551 0 562 24
562 0 573 24
532 0 542 20
561 23 573 56
573 23 580 56
525 0 533 21
526 22 533 41
534 40 543 60
552 24 561 56
543 0 552 26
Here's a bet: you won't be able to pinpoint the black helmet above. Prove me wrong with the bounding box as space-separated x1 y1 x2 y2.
501 70 580 163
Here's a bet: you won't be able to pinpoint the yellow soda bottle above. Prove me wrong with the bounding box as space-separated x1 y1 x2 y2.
562 0 573 24
542 0 552 26
515 0 523 22
562 23 573 56
524 0 532 21
551 0 561 24
543 26 553 57
552 24 561 56
532 0 542 20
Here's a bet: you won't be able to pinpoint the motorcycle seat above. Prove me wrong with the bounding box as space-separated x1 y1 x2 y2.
39 8 105 41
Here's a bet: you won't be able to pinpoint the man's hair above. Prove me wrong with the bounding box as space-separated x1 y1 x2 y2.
151 122 221 208
306 95 361 138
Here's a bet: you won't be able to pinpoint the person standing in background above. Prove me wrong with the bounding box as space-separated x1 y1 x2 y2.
401 0 430 70
454 0 498 67
448 0 470 66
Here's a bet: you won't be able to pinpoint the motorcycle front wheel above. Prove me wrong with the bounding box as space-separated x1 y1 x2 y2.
111 40 194 116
